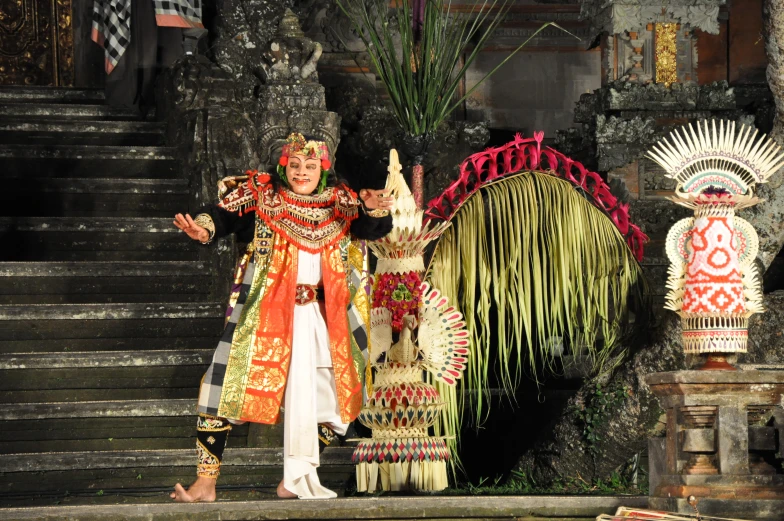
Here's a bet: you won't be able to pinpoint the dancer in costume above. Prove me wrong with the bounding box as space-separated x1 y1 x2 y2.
170 133 393 501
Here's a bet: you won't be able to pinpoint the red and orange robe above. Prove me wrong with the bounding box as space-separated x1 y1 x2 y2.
196 172 391 424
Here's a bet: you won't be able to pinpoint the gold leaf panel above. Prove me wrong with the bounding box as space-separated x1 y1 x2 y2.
655 23 678 88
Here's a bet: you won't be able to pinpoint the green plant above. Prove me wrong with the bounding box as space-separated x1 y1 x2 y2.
335 0 565 137
443 468 646 496
573 383 631 457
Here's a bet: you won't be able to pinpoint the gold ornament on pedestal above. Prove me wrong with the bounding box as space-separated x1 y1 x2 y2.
648 120 784 369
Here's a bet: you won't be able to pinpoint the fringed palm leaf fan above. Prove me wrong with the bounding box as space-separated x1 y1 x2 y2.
422 134 649 468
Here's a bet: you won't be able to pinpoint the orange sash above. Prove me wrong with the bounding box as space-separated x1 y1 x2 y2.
322 244 363 422
233 238 362 424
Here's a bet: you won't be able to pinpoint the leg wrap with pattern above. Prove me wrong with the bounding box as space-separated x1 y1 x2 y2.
196 414 232 479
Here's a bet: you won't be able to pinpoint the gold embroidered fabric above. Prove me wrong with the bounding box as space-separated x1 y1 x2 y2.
196 440 221 478
217 244 271 421
323 243 363 422
348 242 373 394
215 230 364 424
210 174 366 425
239 238 299 423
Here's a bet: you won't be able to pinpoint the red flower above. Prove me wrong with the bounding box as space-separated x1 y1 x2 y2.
279 156 289 167
321 158 332 170
372 271 423 332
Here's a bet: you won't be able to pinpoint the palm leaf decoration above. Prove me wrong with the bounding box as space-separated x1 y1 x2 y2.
423 135 649 465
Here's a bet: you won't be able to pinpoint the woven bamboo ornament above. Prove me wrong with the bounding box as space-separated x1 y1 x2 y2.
354 150 469 492
367 150 451 272
647 120 784 365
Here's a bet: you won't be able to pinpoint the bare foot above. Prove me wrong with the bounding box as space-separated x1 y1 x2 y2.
276 480 297 499
170 477 217 502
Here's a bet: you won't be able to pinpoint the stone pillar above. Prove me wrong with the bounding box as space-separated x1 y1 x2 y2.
716 405 750 475
665 408 681 474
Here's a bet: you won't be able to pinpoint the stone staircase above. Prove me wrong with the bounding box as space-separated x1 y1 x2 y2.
0 87 353 509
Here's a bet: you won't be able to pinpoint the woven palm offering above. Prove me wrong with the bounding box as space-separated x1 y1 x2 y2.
353 151 469 492
647 120 784 368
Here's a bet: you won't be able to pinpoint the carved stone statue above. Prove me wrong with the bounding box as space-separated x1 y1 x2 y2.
259 8 323 84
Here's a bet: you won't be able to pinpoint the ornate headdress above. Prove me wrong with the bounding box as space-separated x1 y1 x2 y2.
277 132 332 193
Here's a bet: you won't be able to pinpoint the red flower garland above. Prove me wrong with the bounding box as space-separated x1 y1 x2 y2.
373 271 423 331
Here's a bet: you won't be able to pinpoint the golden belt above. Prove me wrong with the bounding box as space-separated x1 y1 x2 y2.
295 284 324 306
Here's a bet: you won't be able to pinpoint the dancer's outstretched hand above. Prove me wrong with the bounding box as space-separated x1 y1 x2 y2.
173 213 209 242
359 189 394 210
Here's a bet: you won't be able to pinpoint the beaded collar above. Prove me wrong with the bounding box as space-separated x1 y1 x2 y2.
219 171 360 253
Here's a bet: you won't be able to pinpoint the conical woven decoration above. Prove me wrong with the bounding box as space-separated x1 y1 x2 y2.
648 120 783 359
353 150 468 492
369 150 451 275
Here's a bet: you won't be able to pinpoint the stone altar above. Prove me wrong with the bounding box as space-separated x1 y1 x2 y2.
646 369 784 519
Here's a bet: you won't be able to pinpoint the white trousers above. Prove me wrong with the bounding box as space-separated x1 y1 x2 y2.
282 250 348 499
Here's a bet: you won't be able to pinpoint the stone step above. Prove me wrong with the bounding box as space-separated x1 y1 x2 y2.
0 414 242 455
1 448 355 498
0 157 180 179
0 399 203 453
0 119 166 146
8 178 187 193
1 398 195 421
0 178 189 218
0 350 212 403
2 336 218 354
0 144 179 178
0 144 175 160
0 103 143 120
0 349 212 369
0 261 209 304
0 217 202 262
6 447 353 473
0 302 225 346
0 302 224 321
0 87 104 104
0 495 647 520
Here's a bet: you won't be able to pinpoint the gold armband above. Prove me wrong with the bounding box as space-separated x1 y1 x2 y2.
366 208 389 218
194 214 216 244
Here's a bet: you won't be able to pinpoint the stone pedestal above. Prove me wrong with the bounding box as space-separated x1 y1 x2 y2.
646 369 784 520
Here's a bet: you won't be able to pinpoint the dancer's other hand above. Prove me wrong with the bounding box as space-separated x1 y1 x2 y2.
359 189 394 210
173 213 209 242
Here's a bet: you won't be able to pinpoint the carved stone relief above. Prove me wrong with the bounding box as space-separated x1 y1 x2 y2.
581 1 725 40
0 0 74 86
607 24 697 85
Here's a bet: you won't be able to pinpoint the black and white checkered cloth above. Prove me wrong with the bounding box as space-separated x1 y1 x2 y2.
91 0 132 73
91 0 202 74
197 259 255 417
153 0 202 27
